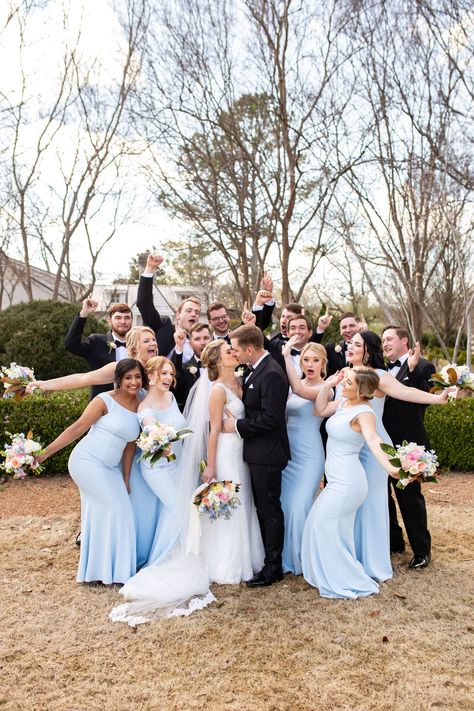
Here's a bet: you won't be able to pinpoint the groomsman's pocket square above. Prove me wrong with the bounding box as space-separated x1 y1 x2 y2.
248 384 254 389
403 377 409 381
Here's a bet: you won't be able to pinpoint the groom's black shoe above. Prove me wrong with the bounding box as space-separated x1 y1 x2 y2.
246 569 284 588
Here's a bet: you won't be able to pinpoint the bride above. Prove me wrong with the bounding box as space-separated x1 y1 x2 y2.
110 339 264 623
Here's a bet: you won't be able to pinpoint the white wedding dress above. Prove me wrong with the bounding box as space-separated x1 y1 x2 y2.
110 378 264 625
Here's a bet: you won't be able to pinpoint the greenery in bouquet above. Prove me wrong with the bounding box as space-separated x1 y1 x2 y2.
430 364 473 393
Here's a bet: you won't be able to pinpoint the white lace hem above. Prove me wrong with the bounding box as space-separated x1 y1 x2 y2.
109 591 216 626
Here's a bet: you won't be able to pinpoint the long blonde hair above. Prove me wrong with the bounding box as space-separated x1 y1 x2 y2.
125 327 156 359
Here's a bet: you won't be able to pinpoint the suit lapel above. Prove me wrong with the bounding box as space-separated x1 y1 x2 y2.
396 361 409 383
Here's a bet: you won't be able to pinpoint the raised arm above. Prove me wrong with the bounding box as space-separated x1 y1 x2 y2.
379 372 450 405
37 397 107 463
201 385 226 483
64 298 99 358
28 361 117 393
314 373 343 418
136 253 167 332
282 336 322 400
357 412 400 477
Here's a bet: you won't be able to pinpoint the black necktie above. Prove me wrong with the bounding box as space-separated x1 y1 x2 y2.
290 349 300 357
389 359 401 369
114 340 126 348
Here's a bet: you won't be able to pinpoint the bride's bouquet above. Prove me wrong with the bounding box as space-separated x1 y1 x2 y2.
430 363 473 393
1 363 36 400
137 421 192 464
193 480 241 521
381 440 439 489
0 431 45 479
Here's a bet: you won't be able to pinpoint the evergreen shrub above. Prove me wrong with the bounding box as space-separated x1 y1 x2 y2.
425 398 474 471
0 390 89 475
0 300 107 379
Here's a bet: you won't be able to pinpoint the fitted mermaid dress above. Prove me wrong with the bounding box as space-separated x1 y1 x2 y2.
198 383 264 583
138 394 186 566
301 402 379 599
355 382 393 582
280 392 325 575
68 392 138 584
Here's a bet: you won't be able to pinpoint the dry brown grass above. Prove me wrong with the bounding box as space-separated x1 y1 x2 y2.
0 475 473 711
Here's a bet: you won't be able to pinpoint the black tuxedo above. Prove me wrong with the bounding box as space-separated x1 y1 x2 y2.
64 316 116 399
237 354 290 573
325 341 348 376
383 357 435 557
170 351 201 411
137 276 176 357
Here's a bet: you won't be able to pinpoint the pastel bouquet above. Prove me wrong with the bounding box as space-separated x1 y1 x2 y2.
430 363 473 393
0 363 36 400
0 431 45 479
193 480 241 521
381 440 439 489
137 420 192 464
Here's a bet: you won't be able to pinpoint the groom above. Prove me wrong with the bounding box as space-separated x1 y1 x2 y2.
222 324 290 587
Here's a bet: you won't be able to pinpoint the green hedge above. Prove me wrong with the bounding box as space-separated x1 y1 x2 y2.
0 390 89 476
0 300 107 379
425 398 474 471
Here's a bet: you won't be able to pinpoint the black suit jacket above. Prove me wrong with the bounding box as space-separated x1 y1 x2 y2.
325 342 347 376
237 355 290 467
170 351 200 411
137 276 176 357
64 316 115 398
382 357 436 449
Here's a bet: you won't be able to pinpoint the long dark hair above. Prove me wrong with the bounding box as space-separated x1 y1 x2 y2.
114 358 148 390
360 331 386 370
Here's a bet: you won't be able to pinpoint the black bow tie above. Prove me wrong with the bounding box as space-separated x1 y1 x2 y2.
290 349 300 357
114 340 126 348
388 359 401 368
281 335 290 342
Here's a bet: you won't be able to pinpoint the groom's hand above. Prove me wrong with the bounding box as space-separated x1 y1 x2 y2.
222 409 236 433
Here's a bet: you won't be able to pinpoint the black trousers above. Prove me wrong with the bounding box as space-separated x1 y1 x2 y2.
248 463 285 572
388 477 431 557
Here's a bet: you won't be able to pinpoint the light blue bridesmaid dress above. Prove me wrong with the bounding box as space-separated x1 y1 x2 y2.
301 402 379 599
355 380 393 582
128 389 160 569
138 394 186 566
280 392 325 575
68 392 138 584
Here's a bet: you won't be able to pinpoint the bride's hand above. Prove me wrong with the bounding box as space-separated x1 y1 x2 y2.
201 465 216 484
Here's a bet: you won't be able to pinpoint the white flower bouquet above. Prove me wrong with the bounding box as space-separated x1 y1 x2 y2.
1 363 36 400
430 363 473 393
381 440 439 489
0 431 45 479
137 420 192 464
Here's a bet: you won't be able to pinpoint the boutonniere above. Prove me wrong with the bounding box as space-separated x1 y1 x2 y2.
334 344 342 354
235 366 245 378
187 365 198 375
107 341 116 353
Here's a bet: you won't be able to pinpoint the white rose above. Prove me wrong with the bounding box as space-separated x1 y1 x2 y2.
334 344 342 354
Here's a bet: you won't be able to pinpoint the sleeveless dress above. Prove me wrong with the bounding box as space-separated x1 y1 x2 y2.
280 392 325 575
138 394 186 566
355 378 393 582
68 392 138 584
198 383 264 583
128 388 160 569
301 402 379 599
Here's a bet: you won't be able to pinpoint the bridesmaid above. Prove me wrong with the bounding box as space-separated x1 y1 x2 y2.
36 359 147 584
138 356 186 566
301 367 400 599
280 340 327 575
343 332 448 582
28 327 161 569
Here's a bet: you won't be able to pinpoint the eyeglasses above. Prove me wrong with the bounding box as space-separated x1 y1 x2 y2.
210 315 229 322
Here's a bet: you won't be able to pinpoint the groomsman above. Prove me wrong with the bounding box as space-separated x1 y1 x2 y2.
270 303 304 350
315 311 367 376
137 253 201 361
284 314 323 376
171 323 212 410
64 298 133 399
382 326 434 569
